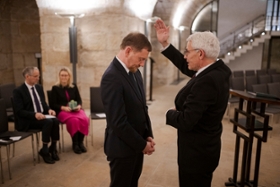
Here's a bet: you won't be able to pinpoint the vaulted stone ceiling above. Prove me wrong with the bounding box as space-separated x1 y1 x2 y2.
153 0 211 29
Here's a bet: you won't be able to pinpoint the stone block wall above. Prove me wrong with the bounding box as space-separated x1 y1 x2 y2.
0 0 13 85
1 0 184 108
0 0 41 86
39 8 148 108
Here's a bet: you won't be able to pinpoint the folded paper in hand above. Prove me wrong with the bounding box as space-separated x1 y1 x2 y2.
45 115 56 118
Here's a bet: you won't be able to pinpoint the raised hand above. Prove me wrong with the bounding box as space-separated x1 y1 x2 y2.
154 19 170 47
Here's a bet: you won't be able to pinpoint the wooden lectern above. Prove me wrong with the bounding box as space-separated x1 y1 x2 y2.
225 90 280 187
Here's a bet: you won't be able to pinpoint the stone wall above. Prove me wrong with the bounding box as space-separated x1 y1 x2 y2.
0 0 41 86
0 0 206 107
39 8 148 108
0 0 13 85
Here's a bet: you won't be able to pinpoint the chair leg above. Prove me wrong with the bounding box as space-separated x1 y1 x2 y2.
269 114 274 138
91 119 93 146
6 146 11 180
31 135 36 166
12 143 15 158
85 135 88 148
0 146 4 184
35 132 40 163
58 139 62 153
61 124 64 152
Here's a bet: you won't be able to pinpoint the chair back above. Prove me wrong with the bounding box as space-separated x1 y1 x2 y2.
0 83 15 110
267 82 280 98
271 74 280 83
46 90 51 105
252 84 268 109
256 69 266 77
231 77 245 91
245 76 258 92
10 96 21 130
258 75 272 84
90 87 105 113
267 69 277 75
245 70 255 77
0 98 9 133
233 70 244 77
252 84 268 94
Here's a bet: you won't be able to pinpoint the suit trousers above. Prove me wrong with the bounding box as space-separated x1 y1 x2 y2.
29 118 60 143
108 153 144 187
179 166 213 187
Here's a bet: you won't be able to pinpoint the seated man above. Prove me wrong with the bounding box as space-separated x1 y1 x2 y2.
13 66 60 164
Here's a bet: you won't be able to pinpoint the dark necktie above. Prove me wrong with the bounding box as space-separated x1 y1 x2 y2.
129 72 141 96
31 87 41 112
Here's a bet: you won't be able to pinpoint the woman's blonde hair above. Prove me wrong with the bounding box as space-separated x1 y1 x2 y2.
55 67 74 87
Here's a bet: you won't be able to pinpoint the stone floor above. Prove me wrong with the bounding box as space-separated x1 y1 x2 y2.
1 78 280 187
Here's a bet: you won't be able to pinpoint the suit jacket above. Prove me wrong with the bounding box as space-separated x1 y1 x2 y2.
163 44 231 173
13 83 50 131
50 84 82 115
101 57 153 159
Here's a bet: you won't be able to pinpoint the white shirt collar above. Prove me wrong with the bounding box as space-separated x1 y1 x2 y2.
25 82 34 89
116 56 130 74
195 61 216 77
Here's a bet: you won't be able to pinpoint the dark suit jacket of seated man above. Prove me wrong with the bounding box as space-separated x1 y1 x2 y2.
13 66 60 164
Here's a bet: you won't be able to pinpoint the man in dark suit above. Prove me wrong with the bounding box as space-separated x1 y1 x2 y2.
101 32 155 187
13 66 60 164
155 19 231 187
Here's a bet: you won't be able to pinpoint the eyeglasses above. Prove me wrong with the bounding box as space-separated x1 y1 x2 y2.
184 49 199 55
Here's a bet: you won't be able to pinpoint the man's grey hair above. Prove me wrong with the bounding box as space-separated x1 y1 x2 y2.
22 66 39 77
186 31 220 59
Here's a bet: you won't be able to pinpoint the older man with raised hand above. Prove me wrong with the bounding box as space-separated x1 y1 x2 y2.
155 19 231 187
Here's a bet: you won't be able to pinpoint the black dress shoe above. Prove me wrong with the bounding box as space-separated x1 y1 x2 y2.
79 143 87 153
50 150 60 161
39 149 55 164
73 144 82 154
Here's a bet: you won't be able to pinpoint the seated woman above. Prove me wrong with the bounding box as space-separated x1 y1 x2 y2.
50 67 89 154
